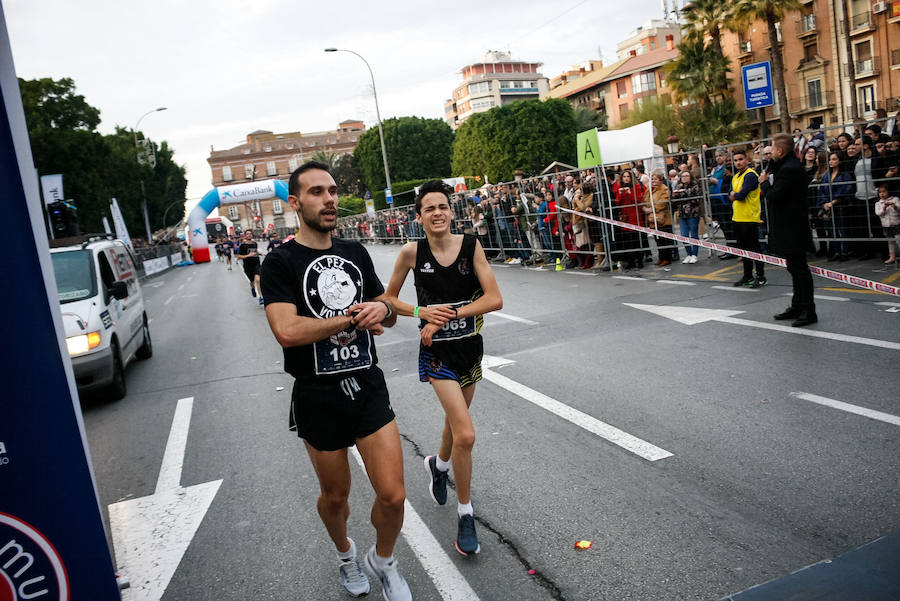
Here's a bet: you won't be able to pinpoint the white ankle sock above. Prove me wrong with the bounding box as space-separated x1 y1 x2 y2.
337 537 356 561
435 456 451 472
457 502 473 517
370 547 393 568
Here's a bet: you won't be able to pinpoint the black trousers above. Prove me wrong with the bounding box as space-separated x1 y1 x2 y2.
733 221 765 278
784 252 815 310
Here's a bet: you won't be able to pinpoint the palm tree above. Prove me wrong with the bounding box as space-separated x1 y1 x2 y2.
573 107 608 132
310 150 339 169
727 0 802 132
666 37 731 107
681 0 731 93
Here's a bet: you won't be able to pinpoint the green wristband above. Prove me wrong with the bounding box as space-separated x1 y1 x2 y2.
414 306 421 318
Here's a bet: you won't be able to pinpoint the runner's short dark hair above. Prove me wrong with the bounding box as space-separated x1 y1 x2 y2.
415 180 453 214
289 161 331 197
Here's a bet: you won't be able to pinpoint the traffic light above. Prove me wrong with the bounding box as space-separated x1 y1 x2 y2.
48 201 79 238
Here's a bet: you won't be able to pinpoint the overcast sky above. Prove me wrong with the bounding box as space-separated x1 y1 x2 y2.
6 0 666 210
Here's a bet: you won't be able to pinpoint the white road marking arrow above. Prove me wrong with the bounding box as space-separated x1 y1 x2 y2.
624 303 900 351
109 397 222 601
482 355 673 461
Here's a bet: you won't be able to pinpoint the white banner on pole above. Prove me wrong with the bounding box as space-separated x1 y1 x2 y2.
40 173 64 206
110 198 133 251
102 216 112 234
595 121 656 165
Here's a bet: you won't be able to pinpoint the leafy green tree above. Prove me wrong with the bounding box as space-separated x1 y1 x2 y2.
352 116 454 192
680 0 731 93
727 0 802 132
20 77 186 239
574 107 608 132
310 149 339 169
451 98 576 183
665 37 731 107
331 153 364 197
675 98 750 148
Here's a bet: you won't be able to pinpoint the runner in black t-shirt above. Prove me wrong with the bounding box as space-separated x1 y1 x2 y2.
260 161 411 601
236 230 263 304
384 180 503 556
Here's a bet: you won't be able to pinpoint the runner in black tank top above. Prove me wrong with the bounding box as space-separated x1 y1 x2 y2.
385 181 503 557
414 233 485 386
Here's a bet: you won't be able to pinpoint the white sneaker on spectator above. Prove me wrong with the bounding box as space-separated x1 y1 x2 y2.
689 255 698 263
509 258 522 265
682 256 691 264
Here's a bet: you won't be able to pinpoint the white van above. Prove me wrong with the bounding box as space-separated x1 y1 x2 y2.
50 235 152 400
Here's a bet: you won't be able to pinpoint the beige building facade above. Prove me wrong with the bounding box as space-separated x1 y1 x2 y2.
206 121 364 232
444 51 551 130
721 0 900 134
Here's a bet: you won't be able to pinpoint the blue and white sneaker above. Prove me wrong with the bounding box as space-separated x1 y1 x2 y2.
456 514 480 556
339 556 370 597
424 455 448 506
258 296 264 305
363 546 412 601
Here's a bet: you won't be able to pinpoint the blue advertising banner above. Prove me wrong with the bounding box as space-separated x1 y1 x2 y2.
741 61 775 110
0 6 121 601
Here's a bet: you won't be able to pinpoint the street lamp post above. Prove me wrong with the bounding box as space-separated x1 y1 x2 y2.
324 48 392 197
134 107 167 243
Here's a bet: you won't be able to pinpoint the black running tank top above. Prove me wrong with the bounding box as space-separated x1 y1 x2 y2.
413 234 483 340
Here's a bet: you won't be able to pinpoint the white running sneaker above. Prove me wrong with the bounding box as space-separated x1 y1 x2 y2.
338 540 370 597
689 255 698 263
681 256 691 264
364 546 412 601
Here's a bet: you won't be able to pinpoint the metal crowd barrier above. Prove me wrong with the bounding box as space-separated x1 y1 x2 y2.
336 115 899 270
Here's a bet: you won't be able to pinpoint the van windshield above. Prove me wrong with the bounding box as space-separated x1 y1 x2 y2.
52 250 96 303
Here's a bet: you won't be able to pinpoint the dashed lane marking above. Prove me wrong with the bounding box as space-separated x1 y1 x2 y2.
349 448 482 601
491 312 538 326
482 355 674 462
790 392 900 427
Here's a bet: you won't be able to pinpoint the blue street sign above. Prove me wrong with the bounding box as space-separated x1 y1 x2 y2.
741 61 775 109
385 187 393 204
1 9 120 600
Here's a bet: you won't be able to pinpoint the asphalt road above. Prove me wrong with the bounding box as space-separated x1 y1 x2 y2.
81 243 900 601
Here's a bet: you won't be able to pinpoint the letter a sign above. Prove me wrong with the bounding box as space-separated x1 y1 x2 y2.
577 128 602 169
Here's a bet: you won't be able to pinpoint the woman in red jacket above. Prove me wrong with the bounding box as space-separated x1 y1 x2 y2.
613 169 645 269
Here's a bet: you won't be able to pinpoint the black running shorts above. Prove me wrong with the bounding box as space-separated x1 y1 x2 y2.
289 366 394 451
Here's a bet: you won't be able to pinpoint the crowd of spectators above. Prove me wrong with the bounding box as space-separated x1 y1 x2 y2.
336 119 900 269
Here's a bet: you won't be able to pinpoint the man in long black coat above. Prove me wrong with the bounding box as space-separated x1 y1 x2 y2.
768 133 817 327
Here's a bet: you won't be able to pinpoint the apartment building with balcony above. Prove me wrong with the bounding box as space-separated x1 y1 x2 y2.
206 121 364 232
721 0 900 134
444 51 550 130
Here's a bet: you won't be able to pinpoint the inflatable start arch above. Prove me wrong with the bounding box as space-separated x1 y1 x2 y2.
187 179 290 263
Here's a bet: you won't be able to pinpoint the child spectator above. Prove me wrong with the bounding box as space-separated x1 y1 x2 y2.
874 184 900 265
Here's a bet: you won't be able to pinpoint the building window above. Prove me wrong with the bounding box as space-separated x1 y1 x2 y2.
273 198 283 215
619 103 629 118
617 81 627 98
859 84 876 113
803 42 817 62
631 72 657 94
245 164 255 180
468 81 491 95
228 205 239 220
650 40 656 50
472 99 495 110
854 40 873 74
289 156 300 171
222 165 232 181
807 79 823 107
264 145 272 152
267 161 277 176
499 80 511 89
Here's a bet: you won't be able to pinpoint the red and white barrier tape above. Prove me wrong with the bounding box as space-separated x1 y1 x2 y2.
559 207 899 297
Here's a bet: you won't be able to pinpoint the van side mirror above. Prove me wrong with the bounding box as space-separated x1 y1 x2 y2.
109 281 128 300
